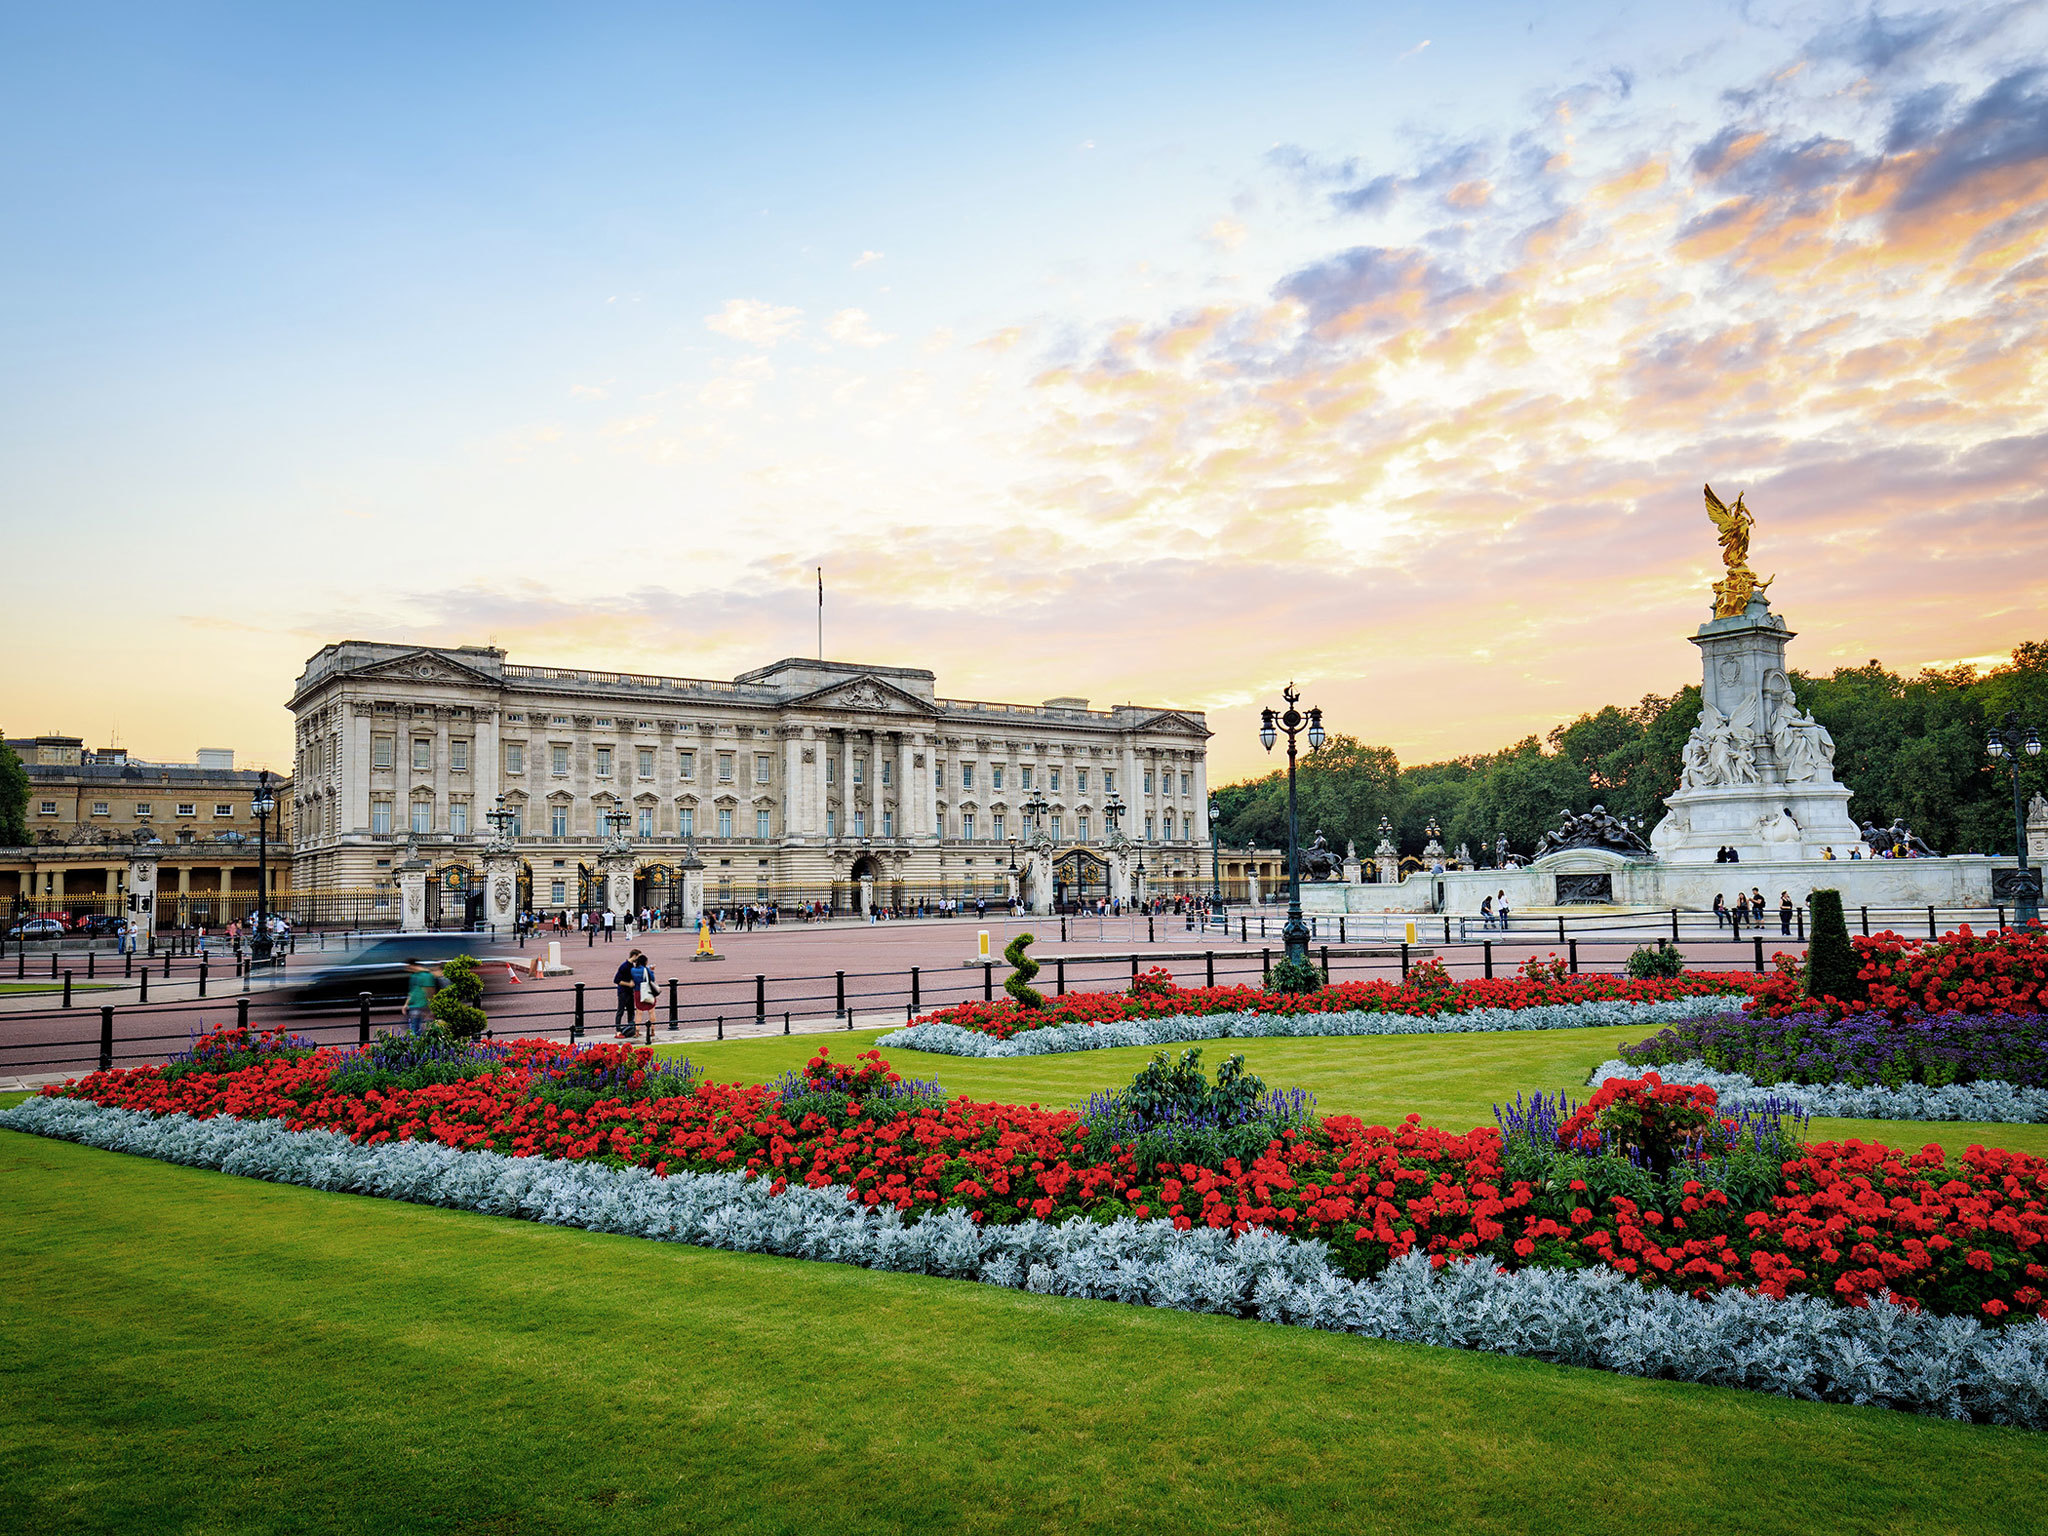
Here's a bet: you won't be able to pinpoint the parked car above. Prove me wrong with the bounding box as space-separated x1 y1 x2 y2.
284 933 516 1011
6 918 66 941
78 915 128 937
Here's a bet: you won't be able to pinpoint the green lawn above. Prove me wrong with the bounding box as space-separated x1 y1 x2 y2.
0 980 117 995
3 1131 2045 1536
659 1024 2048 1161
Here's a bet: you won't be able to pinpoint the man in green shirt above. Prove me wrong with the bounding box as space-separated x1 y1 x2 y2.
403 959 440 1029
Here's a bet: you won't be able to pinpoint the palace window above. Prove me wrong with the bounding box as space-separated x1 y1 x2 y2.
1050 769 1060 792
1145 814 1155 841
827 809 838 838
960 764 973 790
412 738 432 771
992 766 1004 790
450 739 470 772
1076 768 1087 793
638 748 655 779
755 753 771 784
882 810 894 838
214 803 234 818
853 810 866 837
679 807 695 838
372 735 394 770
550 879 566 905
717 809 733 838
550 806 568 837
506 743 525 774
1077 814 1090 842
1163 810 1175 839
992 814 1005 841
1051 813 1063 840
507 807 522 836
755 809 772 839
551 715 569 726
551 744 570 775
717 752 734 782
678 749 696 779
853 757 865 785
595 746 612 777
91 801 109 817
1104 769 1116 794
1143 771 1154 794
595 717 613 728
826 758 837 786
880 761 892 787
450 801 469 835
1181 772 1191 796
177 803 196 817
962 812 976 840
935 806 945 836
411 799 432 834
1020 766 1033 790
38 800 56 816
135 802 152 818
639 808 655 838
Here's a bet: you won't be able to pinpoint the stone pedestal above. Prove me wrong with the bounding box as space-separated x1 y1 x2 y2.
1651 600 1862 863
1374 838 1399 883
482 848 520 931
2029 793 2048 863
1023 847 1053 916
126 854 159 941
398 858 429 931
601 852 634 925
1108 850 1132 907
677 849 705 934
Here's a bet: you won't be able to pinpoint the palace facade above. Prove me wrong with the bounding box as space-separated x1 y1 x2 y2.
288 643 1212 918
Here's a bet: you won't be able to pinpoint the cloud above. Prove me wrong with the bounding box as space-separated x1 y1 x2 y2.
826 308 895 348
852 250 885 268
1205 217 1248 249
705 299 804 347
1398 39 1431 62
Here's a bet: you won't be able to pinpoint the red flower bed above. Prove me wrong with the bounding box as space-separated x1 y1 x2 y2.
916 960 1757 1040
42 1040 2048 1322
1748 925 2048 1019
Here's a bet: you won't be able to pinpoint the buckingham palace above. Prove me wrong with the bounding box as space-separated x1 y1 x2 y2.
288 641 1212 922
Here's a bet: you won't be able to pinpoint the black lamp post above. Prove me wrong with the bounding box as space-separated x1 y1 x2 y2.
251 769 275 963
1259 682 1325 969
1987 711 2043 926
1208 797 1222 907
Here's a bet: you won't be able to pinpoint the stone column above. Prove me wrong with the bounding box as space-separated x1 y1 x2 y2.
482 847 520 931
1375 835 1400 884
783 731 804 841
897 732 913 842
841 730 856 840
398 854 429 931
127 855 159 941
601 851 634 925
678 848 705 933
1193 756 1210 842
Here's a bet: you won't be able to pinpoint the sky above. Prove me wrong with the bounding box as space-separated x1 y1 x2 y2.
2 1 2044 782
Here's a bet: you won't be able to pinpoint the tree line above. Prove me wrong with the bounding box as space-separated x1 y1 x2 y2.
1213 640 2048 862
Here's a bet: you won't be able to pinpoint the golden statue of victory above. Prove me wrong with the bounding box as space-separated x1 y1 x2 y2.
1703 483 1774 618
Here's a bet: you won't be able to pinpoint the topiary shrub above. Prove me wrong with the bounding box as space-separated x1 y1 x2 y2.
1625 940 1687 980
1806 889 1863 1006
1003 932 1045 1009
430 954 490 1041
1266 952 1326 995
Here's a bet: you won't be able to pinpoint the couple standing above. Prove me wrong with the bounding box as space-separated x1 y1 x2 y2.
613 949 658 1037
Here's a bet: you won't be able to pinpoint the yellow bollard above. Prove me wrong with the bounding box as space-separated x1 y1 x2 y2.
1405 919 1417 944
977 929 991 961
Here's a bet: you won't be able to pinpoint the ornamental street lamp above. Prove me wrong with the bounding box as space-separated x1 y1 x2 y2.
251 769 276 964
1208 797 1222 907
1104 789 1126 836
484 794 518 843
1259 682 1325 969
1987 711 2043 926
1023 789 1051 839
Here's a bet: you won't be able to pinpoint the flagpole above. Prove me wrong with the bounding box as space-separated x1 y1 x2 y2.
817 567 823 660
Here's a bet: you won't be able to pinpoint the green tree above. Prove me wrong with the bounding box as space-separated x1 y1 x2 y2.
0 740 26 848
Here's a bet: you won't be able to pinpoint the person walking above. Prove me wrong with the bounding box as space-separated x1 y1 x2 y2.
1479 895 1494 931
603 909 616 943
402 958 440 1030
1779 891 1794 936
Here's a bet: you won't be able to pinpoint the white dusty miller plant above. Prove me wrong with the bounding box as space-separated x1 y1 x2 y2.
5 1094 2044 1427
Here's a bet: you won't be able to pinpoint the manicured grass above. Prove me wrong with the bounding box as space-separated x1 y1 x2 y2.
0 980 116 994
656 1025 2048 1161
3 1130 2045 1536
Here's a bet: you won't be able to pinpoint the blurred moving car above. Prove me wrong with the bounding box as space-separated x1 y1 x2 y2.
284 932 518 1010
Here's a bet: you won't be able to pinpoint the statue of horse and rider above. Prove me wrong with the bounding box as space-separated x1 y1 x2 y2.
1298 830 1343 882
